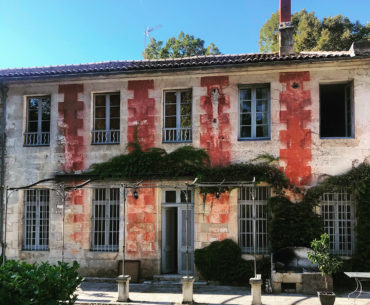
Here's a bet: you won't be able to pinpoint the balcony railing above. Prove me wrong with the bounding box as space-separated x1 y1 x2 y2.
92 130 120 144
163 127 192 143
24 132 50 146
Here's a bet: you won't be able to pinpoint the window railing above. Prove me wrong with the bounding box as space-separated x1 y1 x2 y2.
24 132 50 146
92 130 120 144
163 127 192 143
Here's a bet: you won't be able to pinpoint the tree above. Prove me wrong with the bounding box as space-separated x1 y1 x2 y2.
259 9 370 53
143 31 221 59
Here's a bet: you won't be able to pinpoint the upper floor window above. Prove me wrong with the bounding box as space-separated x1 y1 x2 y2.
239 85 270 140
92 93 120 144
163 90 192 143
320 192 355 256
238 186 270 254
24 96 50 146
320 83 353 138
23 189 49 251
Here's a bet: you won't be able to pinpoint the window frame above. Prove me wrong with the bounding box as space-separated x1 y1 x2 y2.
91 188 120 252
23 189 50 251
238 186 270 254
319 82 354 139
163 89 193 143
320 191 355 256
92 92 120 145
24 95 51 146
238 84 271 141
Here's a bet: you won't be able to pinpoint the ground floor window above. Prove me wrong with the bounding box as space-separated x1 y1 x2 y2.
23 189 49 251
320 192 355 256
91 188 120 252
238 186 270 254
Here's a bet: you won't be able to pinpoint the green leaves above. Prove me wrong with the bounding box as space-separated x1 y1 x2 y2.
259 9 370 52
142 31 221 59
0 260 83 305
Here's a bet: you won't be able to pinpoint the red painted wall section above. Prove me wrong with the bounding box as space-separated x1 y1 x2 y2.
126 187 157 259
127 80 156 151
202 192 230 242
279 72 312 186
58 84 85 172
65 189 89 248
200 76 232 167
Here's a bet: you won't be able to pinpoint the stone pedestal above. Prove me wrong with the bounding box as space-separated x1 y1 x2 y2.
181 276 195 304
250 274 262 305
117 275 131 302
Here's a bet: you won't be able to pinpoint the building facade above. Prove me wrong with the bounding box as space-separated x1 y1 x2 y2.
0 42 369 278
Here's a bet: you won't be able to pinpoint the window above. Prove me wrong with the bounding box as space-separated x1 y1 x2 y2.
320 192 355 256
92 188 120 251
239 85 270 140
320 83 353 138
23 189 49 251
163 90 192 143
238 186 270 254
24 96 51 146
92 93 120 144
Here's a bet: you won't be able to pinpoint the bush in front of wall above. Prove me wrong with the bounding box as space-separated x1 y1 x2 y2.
194 239 269 284
268 196 324 252
0 260 83 305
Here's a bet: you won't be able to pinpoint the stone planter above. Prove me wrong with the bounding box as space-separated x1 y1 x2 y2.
318 291 336 305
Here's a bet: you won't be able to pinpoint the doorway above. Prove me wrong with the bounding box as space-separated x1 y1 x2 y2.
161 190 194 275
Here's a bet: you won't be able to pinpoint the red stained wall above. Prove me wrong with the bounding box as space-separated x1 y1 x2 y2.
279 72 312 186
127 80 156 151
200 76 231 167
126 188 157 258
58 84 85 172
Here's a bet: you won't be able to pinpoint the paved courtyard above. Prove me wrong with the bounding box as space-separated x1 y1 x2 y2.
76 281 370 305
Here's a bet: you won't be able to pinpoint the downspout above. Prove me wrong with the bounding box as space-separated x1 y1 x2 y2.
0 83 8 260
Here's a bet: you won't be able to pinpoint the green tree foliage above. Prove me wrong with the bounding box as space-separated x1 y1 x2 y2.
259 9 370 52
143 31 221 59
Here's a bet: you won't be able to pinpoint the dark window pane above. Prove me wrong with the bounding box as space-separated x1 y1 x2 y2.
41 98 51 120
256 113 268 124
29 110 38 121
28 122 38 132
95 95 106 107
180 191 191 203
241 126 251 138
241 114 251 125
41 121 50 132
165 117 176 128
95 119 106 130
165 104 176 116
165 92 176 104
95 107 106 119
110 106 120 118
256 125 268 137
240 100 251 113
110 118 120 130
165 191 176 203
110 94 120 106
256 100 268 112
256 87 268 99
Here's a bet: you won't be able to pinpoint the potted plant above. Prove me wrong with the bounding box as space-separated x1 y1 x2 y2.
308 233 342 305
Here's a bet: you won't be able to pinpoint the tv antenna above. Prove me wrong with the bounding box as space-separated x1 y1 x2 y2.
144 24 162 47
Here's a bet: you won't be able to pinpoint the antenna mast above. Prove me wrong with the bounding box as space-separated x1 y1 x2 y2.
144 24 162 47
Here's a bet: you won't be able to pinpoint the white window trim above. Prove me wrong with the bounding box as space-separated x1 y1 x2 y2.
92 92 120 144
163 89 192 143
238 84 270 140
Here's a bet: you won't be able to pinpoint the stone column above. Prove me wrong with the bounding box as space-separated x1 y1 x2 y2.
181 276 195 304
117 275 131 302
250 274 262 305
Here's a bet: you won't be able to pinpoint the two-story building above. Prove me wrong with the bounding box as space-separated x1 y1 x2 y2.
0 4 369 279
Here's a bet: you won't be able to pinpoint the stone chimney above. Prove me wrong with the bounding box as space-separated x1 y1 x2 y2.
279 0 294 55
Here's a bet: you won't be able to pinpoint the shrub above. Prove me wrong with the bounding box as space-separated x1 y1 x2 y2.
194 239 269 284
0 260 83 305
268 196 323 252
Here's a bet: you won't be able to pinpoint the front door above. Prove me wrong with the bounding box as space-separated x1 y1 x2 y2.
161 189 194 274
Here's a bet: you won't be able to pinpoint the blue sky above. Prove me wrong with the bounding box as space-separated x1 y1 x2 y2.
0 0 369 69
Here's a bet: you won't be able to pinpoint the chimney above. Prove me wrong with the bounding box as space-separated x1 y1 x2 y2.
279 0 294 55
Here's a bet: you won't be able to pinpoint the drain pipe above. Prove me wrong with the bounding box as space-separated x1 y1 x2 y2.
0 83 8 262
